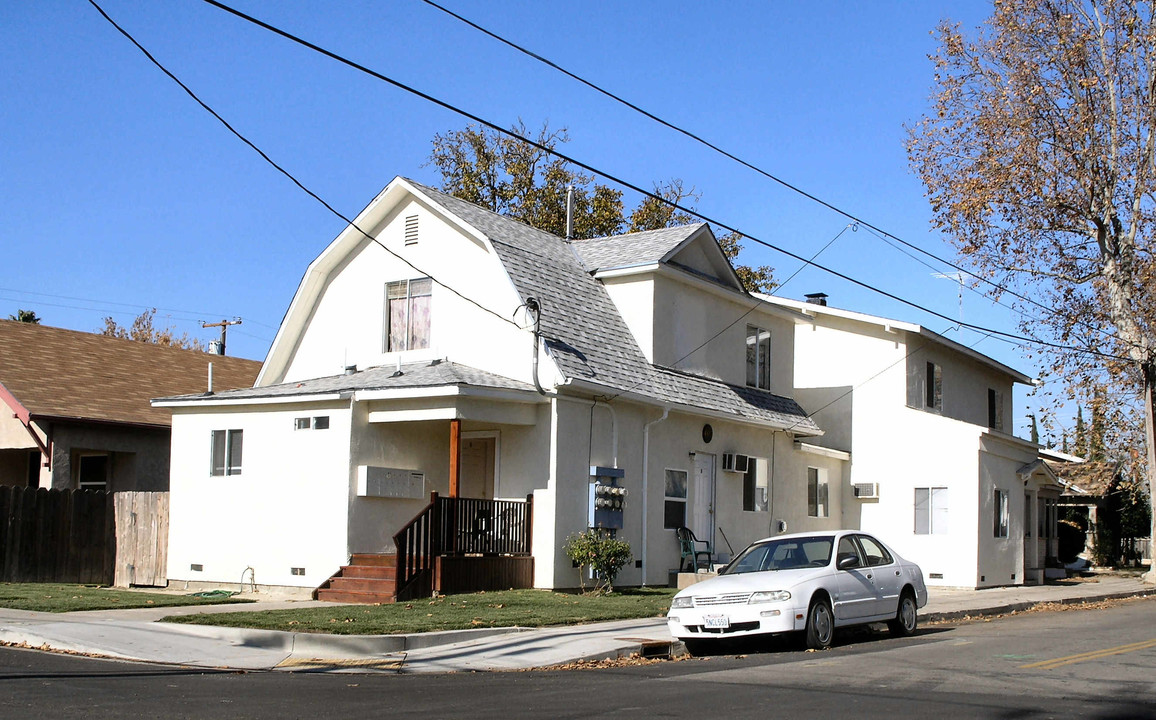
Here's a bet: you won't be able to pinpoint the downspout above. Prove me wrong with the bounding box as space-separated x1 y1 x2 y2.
641 406 670 586
524 297 546 396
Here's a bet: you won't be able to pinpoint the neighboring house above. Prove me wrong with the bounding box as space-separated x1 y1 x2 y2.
156 177 849 596
0 321 261 492
758 294 1062 588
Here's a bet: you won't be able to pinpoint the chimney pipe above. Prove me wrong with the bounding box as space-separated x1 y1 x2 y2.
565 184 575 240
804 292 829 306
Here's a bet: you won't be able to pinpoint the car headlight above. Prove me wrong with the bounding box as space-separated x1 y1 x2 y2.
748 590 791 604
670 596 694 609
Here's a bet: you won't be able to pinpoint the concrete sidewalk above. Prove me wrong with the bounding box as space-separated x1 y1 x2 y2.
0 575 1152 674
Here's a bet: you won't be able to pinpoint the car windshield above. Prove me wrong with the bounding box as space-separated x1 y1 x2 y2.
721 536 834 574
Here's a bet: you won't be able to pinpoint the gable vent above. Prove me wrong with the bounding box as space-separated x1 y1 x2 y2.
404 215 419 245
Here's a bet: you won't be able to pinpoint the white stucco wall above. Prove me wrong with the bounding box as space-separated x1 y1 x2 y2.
277 197 537 387
167 402 352 588
543 393 847 589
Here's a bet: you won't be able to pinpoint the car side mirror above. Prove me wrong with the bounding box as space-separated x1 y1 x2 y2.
837 554 859 571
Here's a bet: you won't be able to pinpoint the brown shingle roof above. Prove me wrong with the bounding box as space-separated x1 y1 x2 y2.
1046 459 1120 496
0 321 262 427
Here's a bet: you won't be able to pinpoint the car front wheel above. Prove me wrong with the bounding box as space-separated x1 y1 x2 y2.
804 597 833 650
888 591 918 637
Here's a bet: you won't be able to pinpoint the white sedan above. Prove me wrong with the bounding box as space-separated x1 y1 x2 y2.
667 530 928 652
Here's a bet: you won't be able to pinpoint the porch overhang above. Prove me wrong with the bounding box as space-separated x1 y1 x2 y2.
363 387 544 425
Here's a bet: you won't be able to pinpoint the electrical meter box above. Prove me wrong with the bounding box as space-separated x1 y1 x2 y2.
588 466 627 530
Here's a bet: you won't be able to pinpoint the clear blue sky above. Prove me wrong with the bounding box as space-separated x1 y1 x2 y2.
2 1 1067 438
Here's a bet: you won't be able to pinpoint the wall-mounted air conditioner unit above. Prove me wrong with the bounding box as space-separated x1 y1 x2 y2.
853 482 879 499
721 453 749 473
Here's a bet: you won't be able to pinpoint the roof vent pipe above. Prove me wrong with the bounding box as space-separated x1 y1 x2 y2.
205 362 214 396
804 292 828 306
565 185 575 240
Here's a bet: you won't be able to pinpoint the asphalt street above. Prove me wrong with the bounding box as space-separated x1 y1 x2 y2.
2 597 1154 719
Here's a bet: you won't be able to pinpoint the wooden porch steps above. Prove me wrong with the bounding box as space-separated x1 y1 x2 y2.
315 553 397 604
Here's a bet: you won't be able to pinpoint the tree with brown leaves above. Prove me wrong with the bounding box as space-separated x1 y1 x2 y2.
908 0 1156 580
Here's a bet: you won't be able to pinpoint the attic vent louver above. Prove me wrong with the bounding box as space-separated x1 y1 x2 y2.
404 215 419 245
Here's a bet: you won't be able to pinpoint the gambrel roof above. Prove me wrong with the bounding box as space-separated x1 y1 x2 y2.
165 178 820 434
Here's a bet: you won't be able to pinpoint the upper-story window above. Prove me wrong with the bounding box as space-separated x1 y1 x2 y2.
925 361 943 412
385 278 432 352
987 388 1004 431
211 429 243 476
745 325 771 390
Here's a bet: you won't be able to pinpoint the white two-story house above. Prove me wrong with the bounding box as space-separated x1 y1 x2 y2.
156 177 849 600
761 294 1062 588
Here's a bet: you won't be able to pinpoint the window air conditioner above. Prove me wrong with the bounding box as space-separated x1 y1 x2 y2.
722 453 749 473
853 482 879 499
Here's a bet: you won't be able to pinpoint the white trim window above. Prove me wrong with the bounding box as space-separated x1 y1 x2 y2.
664 469 688 529
914 487 948 535
807 467 828 518
745 325 771 390
994 488 1009 538
211 429 243 477
385 278 432 352
742 457 768 512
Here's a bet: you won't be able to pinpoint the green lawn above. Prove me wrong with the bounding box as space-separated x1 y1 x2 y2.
0 583 253 613
163 587 677 635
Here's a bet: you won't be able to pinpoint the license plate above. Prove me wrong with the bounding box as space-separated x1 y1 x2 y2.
703 614 730 629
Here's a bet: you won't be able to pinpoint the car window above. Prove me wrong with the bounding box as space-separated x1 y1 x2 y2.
857 535 894 567
836 536 863 570
722 536 834 574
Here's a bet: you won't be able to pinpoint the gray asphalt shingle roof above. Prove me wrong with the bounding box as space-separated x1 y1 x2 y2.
158 360 535 402
569 224 705 272
409 181 819 434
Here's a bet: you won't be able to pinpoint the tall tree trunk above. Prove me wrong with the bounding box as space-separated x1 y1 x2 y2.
1144 362 1156 584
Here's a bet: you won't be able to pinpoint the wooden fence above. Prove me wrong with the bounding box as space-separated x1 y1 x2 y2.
0 487 170 586
0 487 115 584
114 492 169 587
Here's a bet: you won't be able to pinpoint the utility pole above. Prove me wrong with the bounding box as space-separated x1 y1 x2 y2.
202 318 242 356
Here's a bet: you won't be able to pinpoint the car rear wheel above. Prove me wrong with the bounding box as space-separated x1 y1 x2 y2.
804 597 834 650
888 591 918 637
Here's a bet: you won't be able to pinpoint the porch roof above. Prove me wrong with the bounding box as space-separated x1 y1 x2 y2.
154 360 536 405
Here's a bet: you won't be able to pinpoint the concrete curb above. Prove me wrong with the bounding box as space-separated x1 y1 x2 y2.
160 621 533 655
919 588 1156 624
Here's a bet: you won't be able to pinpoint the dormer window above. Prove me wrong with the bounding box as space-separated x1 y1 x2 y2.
745 325 771 390
385 278 432 352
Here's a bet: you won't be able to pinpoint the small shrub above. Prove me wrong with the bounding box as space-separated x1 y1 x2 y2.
563 530 633 594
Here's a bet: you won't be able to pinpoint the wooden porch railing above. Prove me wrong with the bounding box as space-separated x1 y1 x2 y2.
393 492 533 601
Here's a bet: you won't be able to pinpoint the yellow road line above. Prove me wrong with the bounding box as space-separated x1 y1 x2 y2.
1021 638 1156 670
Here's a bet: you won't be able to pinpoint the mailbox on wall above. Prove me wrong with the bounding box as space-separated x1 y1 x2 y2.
588 466 627 530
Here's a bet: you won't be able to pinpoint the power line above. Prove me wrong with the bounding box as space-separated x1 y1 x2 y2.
86 0 522 334
419 0 1133 356
188 0 1132 364
0 287 280 330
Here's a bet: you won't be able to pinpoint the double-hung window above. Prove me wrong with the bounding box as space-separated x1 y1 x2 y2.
664 469 688 529
385 278 432 352
925 361 942 411
211 429 243 476
807 467 828 518
914 487 948 534
994 489 1009 538
746 325 771 390
742 457 768 512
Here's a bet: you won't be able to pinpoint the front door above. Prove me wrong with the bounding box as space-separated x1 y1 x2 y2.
459 436 495 500
692 453 716 550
